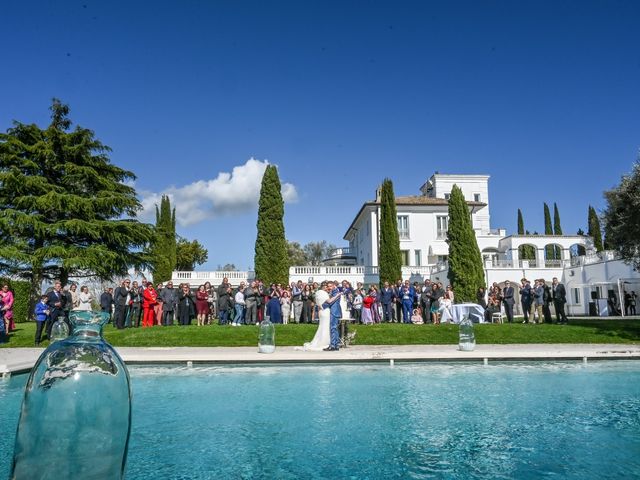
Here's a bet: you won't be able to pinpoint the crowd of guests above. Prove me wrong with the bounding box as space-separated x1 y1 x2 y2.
479 277 570 324
1 275 637 346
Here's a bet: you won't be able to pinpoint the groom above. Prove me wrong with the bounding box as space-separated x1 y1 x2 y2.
323 281 342 351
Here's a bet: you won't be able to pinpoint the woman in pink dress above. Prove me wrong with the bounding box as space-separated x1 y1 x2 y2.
1 284 15 332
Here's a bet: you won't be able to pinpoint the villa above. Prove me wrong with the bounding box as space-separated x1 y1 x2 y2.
173 173 640 317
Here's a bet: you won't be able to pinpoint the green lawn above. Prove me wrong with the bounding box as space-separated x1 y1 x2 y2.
2 318 639 348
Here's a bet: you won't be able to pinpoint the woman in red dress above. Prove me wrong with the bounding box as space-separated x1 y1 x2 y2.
195 284 209 326
142 283 158 328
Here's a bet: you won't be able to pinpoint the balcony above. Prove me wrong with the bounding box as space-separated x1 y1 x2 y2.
172 270 253 286
323 247 357 265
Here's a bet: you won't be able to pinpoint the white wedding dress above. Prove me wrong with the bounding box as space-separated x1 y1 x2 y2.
296 289 331 351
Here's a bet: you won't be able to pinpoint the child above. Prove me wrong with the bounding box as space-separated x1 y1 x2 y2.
34 295 50 346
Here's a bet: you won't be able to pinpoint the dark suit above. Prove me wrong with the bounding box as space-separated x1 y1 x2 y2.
46 289 67 338
502 286 515 323
113 286 129 329
520 284 533 323
552 282 569 324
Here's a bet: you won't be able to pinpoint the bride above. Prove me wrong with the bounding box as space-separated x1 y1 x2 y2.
296 283 331 351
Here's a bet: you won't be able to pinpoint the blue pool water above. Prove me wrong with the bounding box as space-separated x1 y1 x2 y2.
1 361 639 479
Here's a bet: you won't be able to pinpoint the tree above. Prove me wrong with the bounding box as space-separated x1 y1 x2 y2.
446 185 485 302
517 208 536 260
588 205 604 252
150 195 176 283
553 203 563 235
575 228 587 256
517 208 525 235
0 100 154 313
603 160 640 266
175 237 208 271
217 263 238 271
302 241 337 266
378 178 402 285
543 202 559 260
287 241 308 266
254 165 289 285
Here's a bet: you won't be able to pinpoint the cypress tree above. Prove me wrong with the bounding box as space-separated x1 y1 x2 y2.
150 195 177 283
543 202 555 260
378 178 402 285
517 209 535 260
254 165 289 285
0 100 154 312
553 203 563 235
517 209 525 235
552 203 563 259
446 185 485 302
588 205 604 252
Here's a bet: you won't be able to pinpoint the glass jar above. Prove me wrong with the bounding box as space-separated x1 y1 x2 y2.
12 310 131 479
50 317 70 342
458 314 476 351
258 317 275 353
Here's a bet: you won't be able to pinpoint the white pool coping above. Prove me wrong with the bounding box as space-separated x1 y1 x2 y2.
1 344 639 376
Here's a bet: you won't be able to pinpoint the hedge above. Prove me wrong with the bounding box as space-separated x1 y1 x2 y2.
1 278 31 323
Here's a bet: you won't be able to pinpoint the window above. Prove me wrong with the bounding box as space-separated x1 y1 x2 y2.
437 255 448 265
444 193 450 200
397 215 409 239
474 193 481 202
573 288 581 304
400 250 409 266
436 215 449 240
414 250 422 267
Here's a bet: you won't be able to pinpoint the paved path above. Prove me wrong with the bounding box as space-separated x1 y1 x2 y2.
2 344 639 375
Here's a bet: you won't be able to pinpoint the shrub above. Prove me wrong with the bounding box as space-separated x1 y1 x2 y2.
0 278 31 323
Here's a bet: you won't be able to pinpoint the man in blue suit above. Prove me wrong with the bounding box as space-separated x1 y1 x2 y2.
323 282 343 351
400 280 416 323
380 281 395 322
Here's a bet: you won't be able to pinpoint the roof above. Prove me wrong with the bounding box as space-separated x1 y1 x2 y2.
343 197 487 239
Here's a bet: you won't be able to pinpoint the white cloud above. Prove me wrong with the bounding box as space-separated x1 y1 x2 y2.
138 158 298 226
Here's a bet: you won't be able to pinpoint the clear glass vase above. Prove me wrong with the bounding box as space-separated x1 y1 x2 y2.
11 310 131 479
458 314 476 351
258 318 275 353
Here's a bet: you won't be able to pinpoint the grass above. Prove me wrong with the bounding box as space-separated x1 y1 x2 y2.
2 318 639 348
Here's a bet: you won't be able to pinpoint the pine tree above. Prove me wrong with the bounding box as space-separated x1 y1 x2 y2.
378 179 402 285
150 195 177 282
446 185 485 302
254 165 289 285
0 100 154 312
588 205 604 252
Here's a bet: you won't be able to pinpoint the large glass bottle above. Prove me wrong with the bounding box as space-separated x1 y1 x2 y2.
11 310 131 479
458 314 476 351
258 317 275 353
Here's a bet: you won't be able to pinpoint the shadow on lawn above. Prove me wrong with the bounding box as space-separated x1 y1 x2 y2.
569 318 640 341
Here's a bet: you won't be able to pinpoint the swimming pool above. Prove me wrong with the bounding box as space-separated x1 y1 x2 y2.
1 361 639 479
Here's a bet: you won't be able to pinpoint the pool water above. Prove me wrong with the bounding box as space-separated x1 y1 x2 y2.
1 361 639 479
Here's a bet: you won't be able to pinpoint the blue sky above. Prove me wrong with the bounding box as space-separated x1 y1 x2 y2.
2 0 639 270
